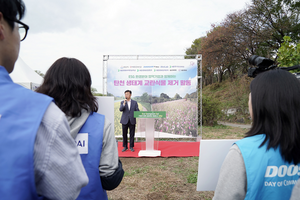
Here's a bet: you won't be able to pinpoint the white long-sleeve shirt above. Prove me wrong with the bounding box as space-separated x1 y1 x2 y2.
34 102 89 199
127 99 131 110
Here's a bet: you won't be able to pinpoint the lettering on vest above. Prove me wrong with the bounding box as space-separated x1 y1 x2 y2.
264 181 276 187
75 133 88 154
284 180 298 186
265 165 300 177
264 180 298 188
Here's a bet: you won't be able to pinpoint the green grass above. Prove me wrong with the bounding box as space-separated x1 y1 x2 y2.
199 194 212 200
137 101 151 111
123 166 150 177
151 181 168 191
172 157 199 185
203 124 229 130
201 125 247 139
203 76 251 124
108 157 214 199
187 172 198 183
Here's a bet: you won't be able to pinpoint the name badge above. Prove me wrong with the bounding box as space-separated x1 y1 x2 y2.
75 133 88 154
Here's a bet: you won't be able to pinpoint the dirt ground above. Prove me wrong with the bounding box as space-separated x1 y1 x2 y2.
107 157 214 200
107 125 248 200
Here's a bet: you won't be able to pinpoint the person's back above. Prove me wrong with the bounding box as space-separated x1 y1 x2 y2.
0 67 52 199
0 1 88 199
235 134 298 199
37 57 123 200
213 69 300 200
75 112 107 199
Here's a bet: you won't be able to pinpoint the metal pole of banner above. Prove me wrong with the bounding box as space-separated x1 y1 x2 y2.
105 55 201 141
103 55 109 95
184 54 202 140
196 54 203 140
201 59 203 139
107 55 186 60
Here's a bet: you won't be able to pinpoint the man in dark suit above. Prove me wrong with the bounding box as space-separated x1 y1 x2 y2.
119 90 140 152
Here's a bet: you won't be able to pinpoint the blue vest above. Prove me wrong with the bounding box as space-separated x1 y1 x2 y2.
235 134 299 200
76 112 108 200
0 66 52 199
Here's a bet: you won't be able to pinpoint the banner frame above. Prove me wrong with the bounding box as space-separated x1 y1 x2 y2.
103 55 202 139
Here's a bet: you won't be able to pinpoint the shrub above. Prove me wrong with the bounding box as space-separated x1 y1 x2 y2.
201 94 222 126
277 36 300 72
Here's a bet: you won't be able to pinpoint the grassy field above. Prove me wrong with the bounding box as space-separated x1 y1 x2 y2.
107 157 213 200
108 125 248 200
137 101 151 111
201 124 248 139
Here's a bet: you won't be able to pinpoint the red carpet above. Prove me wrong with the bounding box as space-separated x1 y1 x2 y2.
118 141 200 157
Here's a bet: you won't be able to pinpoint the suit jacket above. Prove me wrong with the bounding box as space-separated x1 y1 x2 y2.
119 99 139 125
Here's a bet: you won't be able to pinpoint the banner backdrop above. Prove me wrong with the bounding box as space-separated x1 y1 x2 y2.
107 59 198 137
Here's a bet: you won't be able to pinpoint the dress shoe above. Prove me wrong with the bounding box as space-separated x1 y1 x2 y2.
122 147 128 152
130 147 135 152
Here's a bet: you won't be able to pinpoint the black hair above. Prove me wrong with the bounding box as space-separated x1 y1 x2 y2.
246 69 300 164
0 0 25 29
36 57 98 118
124 90 132 94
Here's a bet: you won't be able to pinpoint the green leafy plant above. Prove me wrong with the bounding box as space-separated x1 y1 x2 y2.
277 36 300 72
202 94 222 126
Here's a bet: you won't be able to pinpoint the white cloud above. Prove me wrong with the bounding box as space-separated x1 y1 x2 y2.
19 0 250 93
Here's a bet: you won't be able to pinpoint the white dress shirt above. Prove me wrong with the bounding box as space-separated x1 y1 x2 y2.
127 99 131 110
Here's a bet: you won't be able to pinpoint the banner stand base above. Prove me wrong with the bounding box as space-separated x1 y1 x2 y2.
138 150 161 157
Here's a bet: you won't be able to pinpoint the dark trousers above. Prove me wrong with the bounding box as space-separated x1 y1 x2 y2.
122 119 136 148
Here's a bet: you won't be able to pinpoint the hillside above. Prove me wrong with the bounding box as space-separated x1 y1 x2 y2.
202 75 252 124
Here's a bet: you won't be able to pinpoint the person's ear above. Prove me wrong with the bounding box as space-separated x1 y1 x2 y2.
0 13 5 40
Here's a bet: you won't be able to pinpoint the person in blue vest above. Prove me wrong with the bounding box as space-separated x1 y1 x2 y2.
0 0 89 199
36 57 124 200
213 69 300 200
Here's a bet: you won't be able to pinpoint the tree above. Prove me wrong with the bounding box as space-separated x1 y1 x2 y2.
91 87 97 94
201 25 239 83
150 96 158 104
186 0 300 86
186 36 213 85
223 11 262 74
160 93 170 99
141 92 149 103
35 70 44 78
277 36 300 68
185 37 206 88
91 87 104 96
184 93 190 99
189 92 197 98
236 0 300 52
173 93 182 100
185 37 204 55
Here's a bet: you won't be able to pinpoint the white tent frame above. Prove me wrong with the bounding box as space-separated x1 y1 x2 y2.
9 57 43 91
